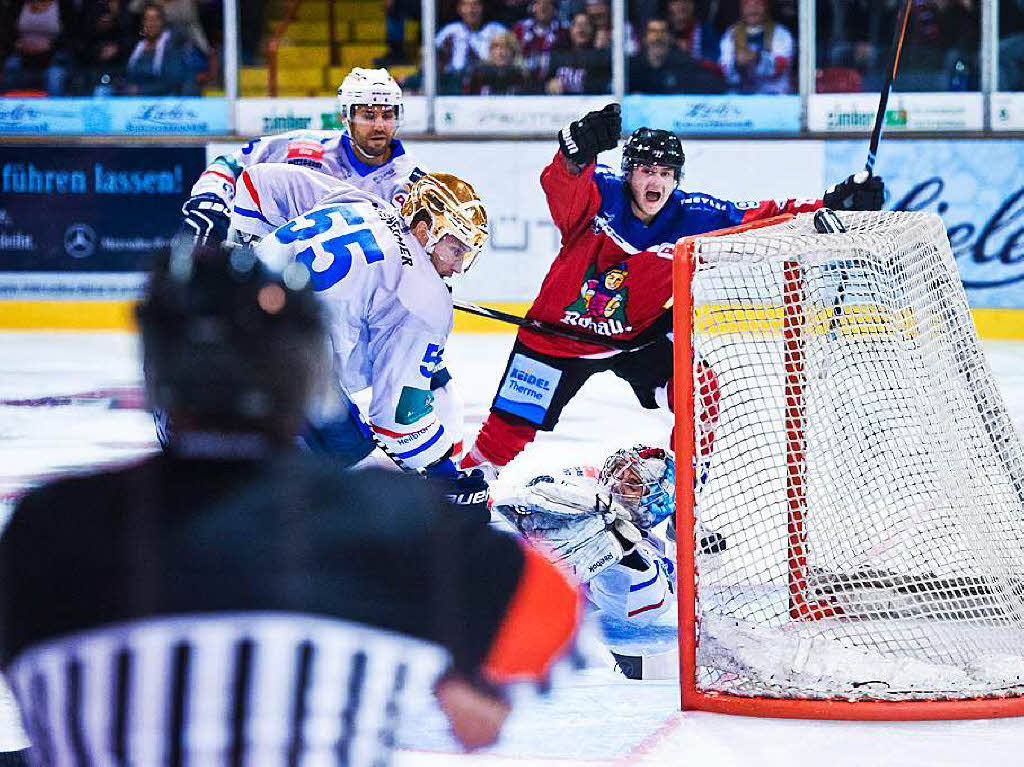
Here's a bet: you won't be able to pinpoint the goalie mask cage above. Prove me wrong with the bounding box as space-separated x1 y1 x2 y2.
672 211 1024 720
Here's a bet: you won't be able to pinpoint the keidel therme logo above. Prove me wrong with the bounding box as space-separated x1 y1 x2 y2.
494 354 562 425
508 366 553 395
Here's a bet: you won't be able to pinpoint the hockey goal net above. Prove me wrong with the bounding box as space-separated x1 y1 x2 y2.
672 210 1024 719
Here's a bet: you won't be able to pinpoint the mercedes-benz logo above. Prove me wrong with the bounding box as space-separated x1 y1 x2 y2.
64 224 96 259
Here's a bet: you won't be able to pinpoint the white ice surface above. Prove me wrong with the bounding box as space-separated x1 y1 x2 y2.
2 331 1024 765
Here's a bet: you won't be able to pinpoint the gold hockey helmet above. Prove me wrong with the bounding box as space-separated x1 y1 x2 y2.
400 172 488 272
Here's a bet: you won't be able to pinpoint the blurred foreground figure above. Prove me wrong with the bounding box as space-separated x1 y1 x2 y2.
0 243 580 765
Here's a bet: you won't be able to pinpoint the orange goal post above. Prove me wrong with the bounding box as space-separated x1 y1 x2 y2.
672 210 1024 720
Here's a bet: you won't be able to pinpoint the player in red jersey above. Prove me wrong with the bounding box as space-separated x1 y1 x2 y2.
462 103 884 475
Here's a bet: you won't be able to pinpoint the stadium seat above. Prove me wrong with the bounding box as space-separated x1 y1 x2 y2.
816 67 863 93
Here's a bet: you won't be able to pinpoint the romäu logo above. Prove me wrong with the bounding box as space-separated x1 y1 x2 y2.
892 178 1024 289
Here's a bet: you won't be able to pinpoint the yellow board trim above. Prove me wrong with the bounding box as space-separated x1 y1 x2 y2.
3 301 1024 341
0 300 138 330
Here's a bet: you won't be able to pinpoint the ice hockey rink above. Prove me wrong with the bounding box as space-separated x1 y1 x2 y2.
3 329 1024 766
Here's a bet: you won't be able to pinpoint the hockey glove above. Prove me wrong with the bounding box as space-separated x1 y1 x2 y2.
495 478 642 583
558 103 622 167
823 171 885 212
443 468 491 526
181 192 231 243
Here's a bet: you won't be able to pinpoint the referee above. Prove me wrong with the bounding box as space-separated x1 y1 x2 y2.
0 244 580 765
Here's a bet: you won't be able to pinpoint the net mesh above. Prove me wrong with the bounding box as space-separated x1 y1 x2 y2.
684 211 1024 702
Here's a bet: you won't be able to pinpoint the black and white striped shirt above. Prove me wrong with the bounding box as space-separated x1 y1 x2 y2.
1 453 538 766
8 614 446 766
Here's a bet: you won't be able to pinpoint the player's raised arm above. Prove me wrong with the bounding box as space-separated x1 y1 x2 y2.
728 169 886 227
541 103 621 241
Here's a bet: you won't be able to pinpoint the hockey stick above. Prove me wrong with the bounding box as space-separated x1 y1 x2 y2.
453 298 665 353
819 2 911 362
866 0 913 174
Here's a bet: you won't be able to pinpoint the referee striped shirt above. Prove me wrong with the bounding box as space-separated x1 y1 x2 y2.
0 453 581 767
8 614 446 766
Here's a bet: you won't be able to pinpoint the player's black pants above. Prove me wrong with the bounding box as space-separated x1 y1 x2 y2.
489 336 674 431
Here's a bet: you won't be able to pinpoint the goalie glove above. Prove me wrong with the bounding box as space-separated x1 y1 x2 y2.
494 478 642 584
181 192 231 243
558 103 622 167
822 171 885 212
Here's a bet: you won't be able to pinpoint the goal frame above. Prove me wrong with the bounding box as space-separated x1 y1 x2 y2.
672 215 1024 720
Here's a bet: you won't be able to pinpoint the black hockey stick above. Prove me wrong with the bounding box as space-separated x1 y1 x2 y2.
819 2 911 358
866 0 913 174
453 298 664 352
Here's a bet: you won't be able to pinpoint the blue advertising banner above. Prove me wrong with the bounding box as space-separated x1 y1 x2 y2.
826 141 1024 309
0 98 230 134
624 95 801 134
0 146 205 280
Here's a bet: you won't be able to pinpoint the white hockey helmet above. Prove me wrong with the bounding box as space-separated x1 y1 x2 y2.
400 172 488 272
337 67 403 128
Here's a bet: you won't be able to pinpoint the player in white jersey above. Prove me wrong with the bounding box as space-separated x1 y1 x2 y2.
257 170 488 479
494 445 726 626
181 67 423 243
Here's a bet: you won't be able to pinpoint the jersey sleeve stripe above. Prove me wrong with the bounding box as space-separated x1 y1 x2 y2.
201 169 236 185
394 426 445 460
628 561 662 592
233 206 272 225
370 424 419 438
482 544 580 683
626 596 666 618
240 170 264 214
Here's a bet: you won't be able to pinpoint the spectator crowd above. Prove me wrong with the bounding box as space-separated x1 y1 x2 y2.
422 0 1010 96
429 0 800 95
0 0 221 96
817 0 982 92
2 0 1016 99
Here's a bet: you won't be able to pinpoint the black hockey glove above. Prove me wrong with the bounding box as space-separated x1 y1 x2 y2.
823 171 885 211
558 103 622 167
444 468 491 526
181 192 231 243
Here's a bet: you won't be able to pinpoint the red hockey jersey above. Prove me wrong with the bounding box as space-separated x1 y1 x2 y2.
519 151 821 357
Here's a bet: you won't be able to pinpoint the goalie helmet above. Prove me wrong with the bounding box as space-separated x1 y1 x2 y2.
599 445 676 529
400 172 488 272
337 67 403 128
621 128 684 182
136 240 325 434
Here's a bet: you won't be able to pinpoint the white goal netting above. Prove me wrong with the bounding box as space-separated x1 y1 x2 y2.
682 210 1024 703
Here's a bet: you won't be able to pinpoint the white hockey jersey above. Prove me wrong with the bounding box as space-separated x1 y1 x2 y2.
257 184 455 469
230 163 349 242
191 129 424 214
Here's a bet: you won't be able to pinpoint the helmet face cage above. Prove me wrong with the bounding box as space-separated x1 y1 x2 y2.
600 446 676 529
621 128 685 183
337 68 404 131
400 173 488 272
